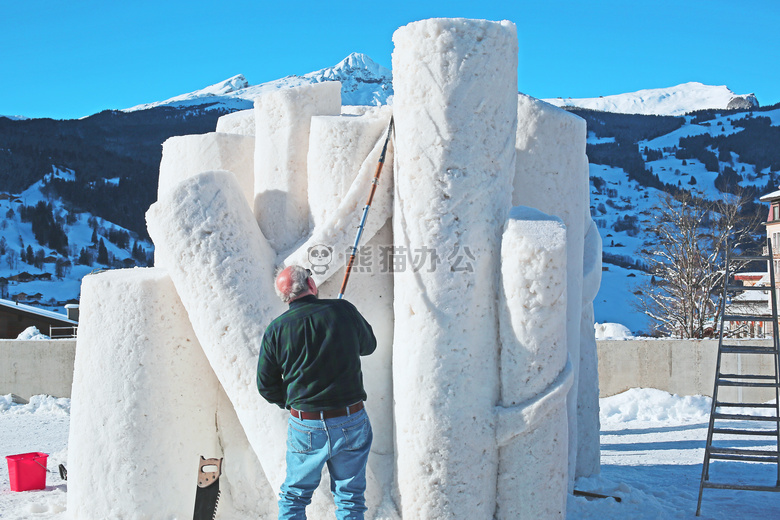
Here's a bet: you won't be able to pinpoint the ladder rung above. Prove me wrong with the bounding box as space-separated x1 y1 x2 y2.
712 413 779 421
716 402 779 409
701 482 780 492
712 427 779 436
719 373 776 380
717 380 780 388
722 314 776 321
721 345 778 354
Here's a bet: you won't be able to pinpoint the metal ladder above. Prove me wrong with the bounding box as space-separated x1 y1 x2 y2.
696 239 780 515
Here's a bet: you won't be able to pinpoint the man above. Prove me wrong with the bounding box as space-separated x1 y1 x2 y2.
257 265 377 520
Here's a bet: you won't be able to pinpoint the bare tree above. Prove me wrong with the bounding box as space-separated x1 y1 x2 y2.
635 189 762 338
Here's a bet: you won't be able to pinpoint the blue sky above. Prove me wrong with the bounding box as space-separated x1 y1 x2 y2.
2 0 779 120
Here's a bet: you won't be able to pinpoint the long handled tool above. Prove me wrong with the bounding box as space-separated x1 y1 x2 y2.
338 116 394 299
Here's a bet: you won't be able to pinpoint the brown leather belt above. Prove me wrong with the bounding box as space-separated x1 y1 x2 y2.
290 401 364 420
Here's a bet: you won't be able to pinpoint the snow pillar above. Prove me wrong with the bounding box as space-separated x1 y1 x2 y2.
576 218 603 477
391 18 517 519
159 132 255 208
145 171 290 492
514 93 590 482
216 108 256 136
253 81 342 252
307 107 392 228
495 207 572 520
67 268 220 519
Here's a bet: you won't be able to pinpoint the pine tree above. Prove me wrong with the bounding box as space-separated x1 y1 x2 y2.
97 239 109 265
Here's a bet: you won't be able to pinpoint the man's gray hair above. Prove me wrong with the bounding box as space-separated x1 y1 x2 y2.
275 265 310 303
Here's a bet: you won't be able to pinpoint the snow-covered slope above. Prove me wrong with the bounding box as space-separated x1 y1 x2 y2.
544 82 758 116
124 53 393 113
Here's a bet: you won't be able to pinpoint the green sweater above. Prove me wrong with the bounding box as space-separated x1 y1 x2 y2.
257 295 377 412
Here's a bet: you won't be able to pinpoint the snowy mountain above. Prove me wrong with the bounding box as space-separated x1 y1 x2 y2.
585 106 780 334
124 53 393 113
0 166 152 315
543 82 758 116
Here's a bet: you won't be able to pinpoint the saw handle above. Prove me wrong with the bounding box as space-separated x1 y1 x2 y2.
197 456 222 488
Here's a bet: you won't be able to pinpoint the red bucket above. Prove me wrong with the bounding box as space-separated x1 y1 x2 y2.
6 452 48 491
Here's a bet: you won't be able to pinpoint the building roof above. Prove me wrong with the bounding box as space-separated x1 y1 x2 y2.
0 298 77 325
760 189 780 202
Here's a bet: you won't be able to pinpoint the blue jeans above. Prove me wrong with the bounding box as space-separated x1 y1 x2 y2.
279 408 373 520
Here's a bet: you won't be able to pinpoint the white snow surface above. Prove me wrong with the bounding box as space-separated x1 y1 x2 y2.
595 322 634 340
4 389 780 519
544 82 757 116
15 326 48 340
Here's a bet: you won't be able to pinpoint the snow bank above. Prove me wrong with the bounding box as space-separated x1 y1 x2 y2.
391 18 518 519
254 81 342 252
599 388 711 426
67 268 220 519
495 207 570 519
595 322 633 340
16 326 49 340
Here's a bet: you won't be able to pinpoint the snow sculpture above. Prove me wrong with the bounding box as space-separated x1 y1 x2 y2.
67 269 221 519
159 132 255 207
68 16 601 520
146 171 291 490
253 81 341 252
216 108 255 135
391 18 518 519
576 219 604 477
513 93 592 482
496 207 572 519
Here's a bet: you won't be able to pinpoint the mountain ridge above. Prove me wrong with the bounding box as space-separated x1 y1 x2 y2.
123 52 393 113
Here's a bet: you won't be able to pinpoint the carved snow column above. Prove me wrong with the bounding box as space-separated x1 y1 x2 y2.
146 171 289 496
513 94 590 483
216 108 255 136
391 18 517 519
159 132 255 208
495 207 573 520
576 218 603 477
307 107 393 228
67 268 220 519
299 107 398 514
254 81 341 252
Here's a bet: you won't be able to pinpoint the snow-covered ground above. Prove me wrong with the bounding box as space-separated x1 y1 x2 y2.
2 389 779 519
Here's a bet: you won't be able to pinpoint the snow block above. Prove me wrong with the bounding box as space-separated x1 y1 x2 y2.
514 93 590 483
145 171 290 493
254 81 342 252
280 111 394 280
495 207 570 520
216 108 255 135
307 106 392 228
67 268 220 519
576 218 604 477
391 18 518 519
159 132 255 208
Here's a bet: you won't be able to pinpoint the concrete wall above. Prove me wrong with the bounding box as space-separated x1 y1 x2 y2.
0 339 76 399
599 339 778 402
1 338 777 402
